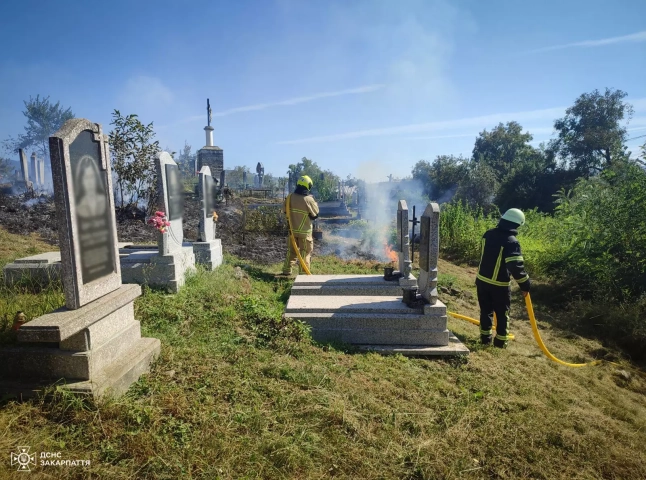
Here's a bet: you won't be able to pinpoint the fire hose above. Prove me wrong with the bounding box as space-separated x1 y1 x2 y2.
285 194 312 275
448 293 601 368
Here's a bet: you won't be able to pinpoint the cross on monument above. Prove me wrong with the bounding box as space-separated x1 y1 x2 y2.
409 205 420 263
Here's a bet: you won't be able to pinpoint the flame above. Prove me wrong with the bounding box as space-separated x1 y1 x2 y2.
385 244 398 264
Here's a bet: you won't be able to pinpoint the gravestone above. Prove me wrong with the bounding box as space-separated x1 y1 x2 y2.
220 170 226 187
19 149 29 183
397 200 417 290
120 152 196 292
193 166 223 270
0 119 160 398
30 152 40 186
418 202 440 304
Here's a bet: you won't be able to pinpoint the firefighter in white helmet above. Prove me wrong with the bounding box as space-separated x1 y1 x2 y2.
476 208 531 348
282 175 319 275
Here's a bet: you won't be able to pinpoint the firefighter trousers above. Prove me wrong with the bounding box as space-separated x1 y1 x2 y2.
476 280 511 342
283 235 313 274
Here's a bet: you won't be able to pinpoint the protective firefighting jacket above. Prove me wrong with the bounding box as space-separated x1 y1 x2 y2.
283 187 319 238
476 219 531 291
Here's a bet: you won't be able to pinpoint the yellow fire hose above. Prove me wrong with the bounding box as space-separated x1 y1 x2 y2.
285 194 312 275
448 293 600 367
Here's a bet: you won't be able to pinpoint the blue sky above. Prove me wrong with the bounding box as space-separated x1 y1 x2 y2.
1 0 645 181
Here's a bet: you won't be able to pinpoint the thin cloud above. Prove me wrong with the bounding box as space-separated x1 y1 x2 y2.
276 106 566 145
527 30 646 54
277 97 646 145
177 84 385 124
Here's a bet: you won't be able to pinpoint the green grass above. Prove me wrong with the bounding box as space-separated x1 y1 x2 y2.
1 233 646 478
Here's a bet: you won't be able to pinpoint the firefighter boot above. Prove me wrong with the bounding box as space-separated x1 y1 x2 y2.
493 337 508 349
480 334 492 345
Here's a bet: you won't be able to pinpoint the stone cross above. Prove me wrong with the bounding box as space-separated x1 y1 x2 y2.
49 119 121 309
418 202 440 304
198 166 216 242
19 149 29 182
155 152 185 256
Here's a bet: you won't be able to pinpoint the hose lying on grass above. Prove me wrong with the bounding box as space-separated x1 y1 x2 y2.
448 293 601 367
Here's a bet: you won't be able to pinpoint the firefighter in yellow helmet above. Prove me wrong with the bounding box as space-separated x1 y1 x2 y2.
282 175 320 275
476 208 531 348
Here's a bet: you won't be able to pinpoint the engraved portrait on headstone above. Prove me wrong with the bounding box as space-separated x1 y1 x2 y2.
70 130 117 284
165 163 183 221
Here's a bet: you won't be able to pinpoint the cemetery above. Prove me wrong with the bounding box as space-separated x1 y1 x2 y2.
0 15 645 473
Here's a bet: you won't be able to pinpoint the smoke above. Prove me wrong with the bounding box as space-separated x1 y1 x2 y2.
321 171 430 262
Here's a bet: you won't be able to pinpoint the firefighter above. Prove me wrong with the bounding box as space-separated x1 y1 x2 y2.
476 208 531 348
282 175 319 275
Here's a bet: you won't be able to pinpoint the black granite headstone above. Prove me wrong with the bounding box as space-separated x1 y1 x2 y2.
70 130 117 284
165 164 183 221
204 175 216 215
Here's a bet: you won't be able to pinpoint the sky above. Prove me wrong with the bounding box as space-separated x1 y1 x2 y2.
1 0 645 182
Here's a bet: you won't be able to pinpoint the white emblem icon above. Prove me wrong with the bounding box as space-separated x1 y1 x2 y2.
11 446 36 472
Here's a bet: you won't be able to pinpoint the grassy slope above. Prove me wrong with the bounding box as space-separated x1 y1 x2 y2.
1 228 645 479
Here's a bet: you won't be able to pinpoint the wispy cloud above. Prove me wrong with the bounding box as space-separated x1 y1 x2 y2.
527 30 646 54
277 97 646 145
177 84 385 124
276 106 566 145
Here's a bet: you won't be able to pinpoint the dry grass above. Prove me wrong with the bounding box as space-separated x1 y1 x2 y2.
0 236 645 479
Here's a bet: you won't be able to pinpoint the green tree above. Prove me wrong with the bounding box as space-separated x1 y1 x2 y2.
108 110 160 212
177 141 196 177
3 95 74 157
551 88 633 177
472 121 535 181
227 166 251 188
413 155 469 201
287 157 340 201
455 162 498 210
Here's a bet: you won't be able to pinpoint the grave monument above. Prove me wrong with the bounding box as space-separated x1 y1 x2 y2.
197 98 224 181
120 152 196 292
284 201 468 356
19 149 29 183
192 166 223 270
0 119 160 397
396 200 417 291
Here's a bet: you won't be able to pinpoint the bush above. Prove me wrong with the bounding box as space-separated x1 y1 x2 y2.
439 201 497 264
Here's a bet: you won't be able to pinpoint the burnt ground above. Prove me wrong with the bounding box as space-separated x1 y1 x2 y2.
0 193 292 265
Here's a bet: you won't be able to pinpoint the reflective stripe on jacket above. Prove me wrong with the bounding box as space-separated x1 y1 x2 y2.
476 223 530 291
283 192 319 238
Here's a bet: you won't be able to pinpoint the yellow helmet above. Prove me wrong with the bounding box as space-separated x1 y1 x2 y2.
297 175 313 190
501 208 525 226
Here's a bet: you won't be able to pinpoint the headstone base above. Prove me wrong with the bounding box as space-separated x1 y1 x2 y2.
3 252 61 287
284 295 468 355
0 284 160 399
192 239 223 270
3 243 134 288
120 246 196 293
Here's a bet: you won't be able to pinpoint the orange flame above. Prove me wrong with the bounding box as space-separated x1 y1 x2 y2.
385 244 398 264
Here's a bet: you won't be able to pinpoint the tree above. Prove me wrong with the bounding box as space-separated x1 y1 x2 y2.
412 156 468 201
551 88 633 177
227 165 251 188
455 162 498 210
3 95 74 157
108 110 160 212
0 156 12 180
287 157 340 201
177 141 196 177
472 121 535 180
